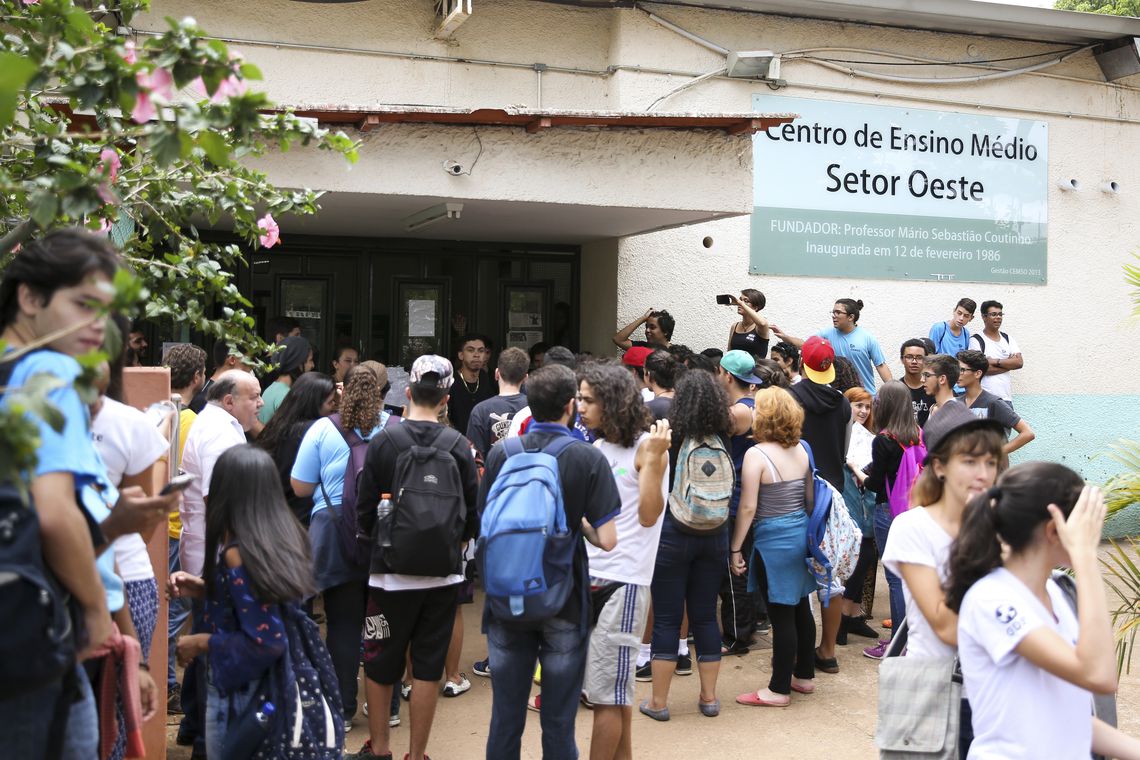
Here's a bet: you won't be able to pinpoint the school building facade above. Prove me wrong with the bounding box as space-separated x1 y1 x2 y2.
139 0 1140 508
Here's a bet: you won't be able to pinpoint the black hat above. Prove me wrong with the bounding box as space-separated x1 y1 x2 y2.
921 400 1006 463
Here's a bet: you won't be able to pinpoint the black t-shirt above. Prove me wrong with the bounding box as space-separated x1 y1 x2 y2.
466 392 528 456
864 433 905 505
646 395 672 422
908 383 936 427
355 420 480 576
965 390 1020 435
447 370 498 438
189 378 214 414
478 425 621 628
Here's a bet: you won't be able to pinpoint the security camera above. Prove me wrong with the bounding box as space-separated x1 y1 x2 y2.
443 160 464 175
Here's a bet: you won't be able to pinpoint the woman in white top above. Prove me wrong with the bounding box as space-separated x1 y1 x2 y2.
881 401 1005 758
836 386 879 642
945 462 1140 760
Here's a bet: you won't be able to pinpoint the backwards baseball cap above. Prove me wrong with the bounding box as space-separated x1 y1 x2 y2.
921 400 1006 463
720 349 764 385
622 346 654 368
801 336 836 385
409 354 454 389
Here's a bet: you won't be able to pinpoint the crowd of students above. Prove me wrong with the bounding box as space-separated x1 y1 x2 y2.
0 228 1135 760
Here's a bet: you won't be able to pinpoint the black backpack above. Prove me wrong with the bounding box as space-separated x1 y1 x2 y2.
0 352 79 701
378 424 467 577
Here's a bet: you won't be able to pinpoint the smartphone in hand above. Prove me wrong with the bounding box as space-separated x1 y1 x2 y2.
160 473 196 496
716 294 733 305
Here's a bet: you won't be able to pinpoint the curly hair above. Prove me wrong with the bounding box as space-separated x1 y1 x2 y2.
164 343 207 391
669 369 730 440
578 362 650 448
752 387 803 447
830 356 862 394
341 360 387 432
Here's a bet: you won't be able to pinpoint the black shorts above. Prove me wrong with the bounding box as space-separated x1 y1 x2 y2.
362 584 459 684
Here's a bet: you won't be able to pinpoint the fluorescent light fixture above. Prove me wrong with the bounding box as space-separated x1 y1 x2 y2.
404 202 464 232
726 51 781 80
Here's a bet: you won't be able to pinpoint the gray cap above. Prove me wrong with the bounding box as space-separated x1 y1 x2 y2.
410 354 455 389
921 400 1006 462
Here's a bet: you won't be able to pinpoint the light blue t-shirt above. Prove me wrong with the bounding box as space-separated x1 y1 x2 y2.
4 350 124 613
291 413 387 515
929 321 971 357
816 326 887 393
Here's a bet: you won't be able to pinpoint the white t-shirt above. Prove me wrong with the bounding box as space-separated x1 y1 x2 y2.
882 507 956 659
846 423 874 471
973 331 1021 402
91 397 169 583
586 434 667 587
959 568 1091 760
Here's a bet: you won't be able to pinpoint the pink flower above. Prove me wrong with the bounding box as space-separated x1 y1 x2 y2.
97 218 113 234
121 40 137 65
99 148 121 183
21 0 39 5
138 67 174 100
257 214 280 249
131 67 174 124
211 75 247 103
130 90 155 123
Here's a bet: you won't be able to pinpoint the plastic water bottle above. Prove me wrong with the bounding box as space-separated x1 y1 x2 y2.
256 701 276 727
377 493 393 548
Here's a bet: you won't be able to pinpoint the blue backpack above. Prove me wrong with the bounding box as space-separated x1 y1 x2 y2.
801 441 860 604
223 603 344 759
477 434 578 622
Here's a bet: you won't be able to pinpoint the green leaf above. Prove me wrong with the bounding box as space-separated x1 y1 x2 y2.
197 131 230 166
0 52 37 129
66 7 97 36
239 63 263 81
29 191 59 228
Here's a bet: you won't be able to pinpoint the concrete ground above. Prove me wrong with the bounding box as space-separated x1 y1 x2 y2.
167 558 1140 759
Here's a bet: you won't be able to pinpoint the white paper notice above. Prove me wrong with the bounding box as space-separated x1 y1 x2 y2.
409 299 436 337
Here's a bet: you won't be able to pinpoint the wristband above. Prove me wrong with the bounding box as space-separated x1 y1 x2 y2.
731 549 743 554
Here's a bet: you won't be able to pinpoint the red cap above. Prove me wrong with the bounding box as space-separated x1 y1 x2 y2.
801 336 836 384
622 346 654 368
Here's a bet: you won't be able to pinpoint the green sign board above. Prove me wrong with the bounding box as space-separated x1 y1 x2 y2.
751 96 1048 284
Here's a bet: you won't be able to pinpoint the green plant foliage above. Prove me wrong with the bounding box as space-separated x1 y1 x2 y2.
1103 539 1140 674
0 0 357 488
1104 440 1140 514
1126 254 1140 318
0 0 358 363
1054 0 1140 15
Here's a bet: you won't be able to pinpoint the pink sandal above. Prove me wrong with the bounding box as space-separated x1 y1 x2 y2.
791 681 815 695
735 691 790 707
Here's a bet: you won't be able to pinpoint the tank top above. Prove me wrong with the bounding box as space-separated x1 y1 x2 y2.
729 326 769 359
729 396 756 514
586 433 668 586
752 446 807 519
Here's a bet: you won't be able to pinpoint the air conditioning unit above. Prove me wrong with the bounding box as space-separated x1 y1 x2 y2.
435 0 472 39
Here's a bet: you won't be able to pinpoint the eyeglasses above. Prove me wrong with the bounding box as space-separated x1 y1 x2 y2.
902 356 925 362
830 310 849 316
985 312 1003 317
959 367 981 375
920 371 938 379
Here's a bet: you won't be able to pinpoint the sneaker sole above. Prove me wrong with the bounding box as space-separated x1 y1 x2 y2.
442 685 471 697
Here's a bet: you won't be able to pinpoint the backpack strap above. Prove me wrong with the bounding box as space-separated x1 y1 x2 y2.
970 333 985 350
1001 331 1010 343
799 440 817 515
752 445 783 482
328 413 365 448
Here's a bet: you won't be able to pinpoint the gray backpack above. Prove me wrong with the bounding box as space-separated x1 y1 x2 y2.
668 434 734 534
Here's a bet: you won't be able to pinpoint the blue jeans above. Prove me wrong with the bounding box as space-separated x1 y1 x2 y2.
485 616 588 760
167 536 191 689
204 661 258 760
650 518 727 662
874 504 905 635
0 664 98 758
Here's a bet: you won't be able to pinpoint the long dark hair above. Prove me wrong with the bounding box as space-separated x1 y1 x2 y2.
256 372 335 455
944 462 1084 612
579 362 650 448
875 380 919 445
204 445 315 604
670 368 731 440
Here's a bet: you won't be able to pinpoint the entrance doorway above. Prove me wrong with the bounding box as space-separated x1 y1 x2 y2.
241 236 579 373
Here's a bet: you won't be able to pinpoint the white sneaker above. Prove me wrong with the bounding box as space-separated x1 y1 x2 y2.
442 674 471 697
